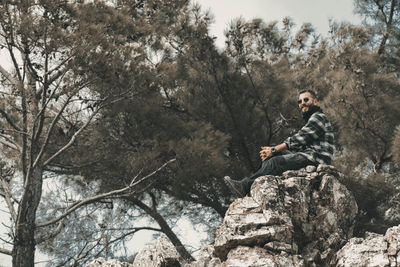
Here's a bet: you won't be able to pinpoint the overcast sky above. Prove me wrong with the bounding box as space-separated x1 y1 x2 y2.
196 0 362 47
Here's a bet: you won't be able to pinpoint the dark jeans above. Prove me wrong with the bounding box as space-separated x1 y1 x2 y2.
241 150 315 194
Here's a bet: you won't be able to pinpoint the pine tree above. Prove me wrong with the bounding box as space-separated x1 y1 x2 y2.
0 0 157 265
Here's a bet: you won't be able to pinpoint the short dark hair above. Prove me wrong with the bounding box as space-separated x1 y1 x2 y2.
299 89 318 99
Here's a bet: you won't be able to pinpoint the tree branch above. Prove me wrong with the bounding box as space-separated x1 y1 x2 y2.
0 176 17 222
41 106 99 167
377 0 396 55
0 109 22 132
0 247 12 256
105 227 162 247
0 64 22 89
42 91 134 168
36 158 176 228
32 95 73 169
0 134 21 151
35 220 65 244
72 239 102 266
33 72 67 143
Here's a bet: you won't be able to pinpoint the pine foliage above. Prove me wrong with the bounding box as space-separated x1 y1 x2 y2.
1 0 400 265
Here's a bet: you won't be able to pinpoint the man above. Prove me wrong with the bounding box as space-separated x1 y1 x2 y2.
224 90 335 197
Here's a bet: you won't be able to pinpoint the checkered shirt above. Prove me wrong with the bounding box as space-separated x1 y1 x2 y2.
284 111 335 165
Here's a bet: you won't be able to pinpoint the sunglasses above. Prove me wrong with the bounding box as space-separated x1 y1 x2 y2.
297 97 312 104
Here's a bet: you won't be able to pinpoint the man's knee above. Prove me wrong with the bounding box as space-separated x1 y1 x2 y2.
264 156 286 175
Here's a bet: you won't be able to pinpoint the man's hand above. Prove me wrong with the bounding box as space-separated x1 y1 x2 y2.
260 146 274 161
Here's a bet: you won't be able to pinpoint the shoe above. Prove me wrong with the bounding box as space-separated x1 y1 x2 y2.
224 176 246 197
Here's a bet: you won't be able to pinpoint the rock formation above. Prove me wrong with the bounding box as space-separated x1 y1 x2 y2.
91 165 400 267
205 164 358 266
335 225 400 267
86 236 180 267
86 258 134 267
132 236 181 267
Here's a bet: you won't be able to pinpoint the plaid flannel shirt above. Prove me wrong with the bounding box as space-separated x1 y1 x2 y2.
284 110 335 165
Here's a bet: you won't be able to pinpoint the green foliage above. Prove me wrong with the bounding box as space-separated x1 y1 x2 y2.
341 171 397 235
354 0 400 57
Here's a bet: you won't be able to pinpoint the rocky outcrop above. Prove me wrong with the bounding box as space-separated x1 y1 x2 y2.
88 165 362 267
86 258 134 267
210 164 358 266
335 225 400 267
132 236 181 267
126 165 358 267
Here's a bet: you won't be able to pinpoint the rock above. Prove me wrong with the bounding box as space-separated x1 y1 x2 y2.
94 165 364 267
86 258 134 267
335 225 400 267
306 165 317 173
221 246 305 267
133 236 181 267
183 245 221 267
213 165 358 266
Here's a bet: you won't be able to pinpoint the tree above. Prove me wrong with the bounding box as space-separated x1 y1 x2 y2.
286 17 400 233
0 0 158 265
34 0 222 262
353 0 400 58
322 23 400 171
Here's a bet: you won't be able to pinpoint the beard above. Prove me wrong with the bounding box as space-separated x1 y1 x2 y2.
302 105 322 122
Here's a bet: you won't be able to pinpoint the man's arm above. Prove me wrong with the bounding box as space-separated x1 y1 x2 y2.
260 113 328 161
284 113 326 150
260 143 287 161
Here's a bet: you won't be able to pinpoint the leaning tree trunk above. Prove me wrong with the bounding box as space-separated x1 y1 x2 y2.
126 196 195 262
12 164 43 267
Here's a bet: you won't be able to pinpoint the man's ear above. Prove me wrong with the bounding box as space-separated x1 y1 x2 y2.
313 98 319 105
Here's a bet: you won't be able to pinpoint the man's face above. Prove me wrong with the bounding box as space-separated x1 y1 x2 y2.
298 92 318 113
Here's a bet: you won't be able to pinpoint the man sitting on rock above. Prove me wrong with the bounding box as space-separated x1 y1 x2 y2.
224 89 335 197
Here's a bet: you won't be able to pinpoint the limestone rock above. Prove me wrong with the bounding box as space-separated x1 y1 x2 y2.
86 258 134 267
133 236 181 267
183 245 221 267
221 246 305 267
213 165 358 266
335 225 400 267
96 165 363 267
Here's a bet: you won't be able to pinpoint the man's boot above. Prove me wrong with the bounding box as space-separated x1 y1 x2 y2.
224 176 247 197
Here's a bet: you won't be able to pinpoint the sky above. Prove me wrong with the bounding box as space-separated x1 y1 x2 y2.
0 1 363 266
196 0 362 47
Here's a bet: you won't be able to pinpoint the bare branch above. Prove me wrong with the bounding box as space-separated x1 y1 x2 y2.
35 220 65 244
35 67 70 98
25 53 41 87
0 137 19 151
2 5 23 82
46 60 72 85
42 107 99 167
0 109 22 132
106 227 162 246
0 128 29 137
54 239 97 267
0 176 17 222
0 64 22 89
0 234 13 245
72 238 102 266
36 158 176 228
377 0 396 55
0 247 12 256
32 95 73 169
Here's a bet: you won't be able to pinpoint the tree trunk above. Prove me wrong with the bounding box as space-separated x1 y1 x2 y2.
377 0 396 55
126 196 194 262
12 165 43 267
